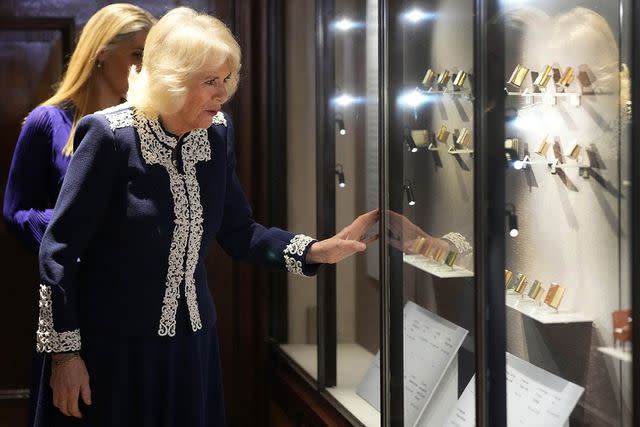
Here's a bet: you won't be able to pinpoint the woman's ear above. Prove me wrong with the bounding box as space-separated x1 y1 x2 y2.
96 49 107 67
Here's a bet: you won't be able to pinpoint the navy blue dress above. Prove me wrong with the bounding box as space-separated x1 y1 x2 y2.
34 103 318 426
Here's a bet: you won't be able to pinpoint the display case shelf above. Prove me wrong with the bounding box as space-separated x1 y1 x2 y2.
280 343 380 427
515 157 583 169
418 87 474 101
403 254 474 278
598 347 632 363
505 294 593 324
504 90 587 98
447 146 474 155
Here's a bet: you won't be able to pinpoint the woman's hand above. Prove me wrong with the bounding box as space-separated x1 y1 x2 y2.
50 353 92 418
306 209 379 264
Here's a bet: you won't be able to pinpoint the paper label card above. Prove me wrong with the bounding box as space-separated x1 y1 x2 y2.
356 301 468 426
444 353 584 427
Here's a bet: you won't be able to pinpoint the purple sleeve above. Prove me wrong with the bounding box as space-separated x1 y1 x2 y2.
3 107 55 252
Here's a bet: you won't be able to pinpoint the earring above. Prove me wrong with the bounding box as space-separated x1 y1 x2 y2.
96 61 102 69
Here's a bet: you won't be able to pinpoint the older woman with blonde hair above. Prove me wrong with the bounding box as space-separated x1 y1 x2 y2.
36 6 378 426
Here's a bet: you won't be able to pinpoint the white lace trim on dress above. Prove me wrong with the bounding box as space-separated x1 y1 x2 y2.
283 234 316 277
36 284 82 353
134 109 210 336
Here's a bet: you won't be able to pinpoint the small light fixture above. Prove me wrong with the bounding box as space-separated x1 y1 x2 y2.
504 138 519 164
403 180 416 206
404 128 418 153
402 8 434 24
335 113 347 136
335 17 355 32
335 93 355 107
335 164 346 188
506 203 519 237
398 88 429 108
505 107 518 122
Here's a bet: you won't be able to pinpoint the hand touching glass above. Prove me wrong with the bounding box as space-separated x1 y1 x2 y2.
306 209 379 264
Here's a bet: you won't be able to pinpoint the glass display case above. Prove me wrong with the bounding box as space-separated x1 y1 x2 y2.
496 0 635 426
278 1 382 425
384 1 478 426
275 0 638 426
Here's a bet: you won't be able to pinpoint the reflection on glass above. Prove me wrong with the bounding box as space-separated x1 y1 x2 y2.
501 2 632 425
391 0 477 424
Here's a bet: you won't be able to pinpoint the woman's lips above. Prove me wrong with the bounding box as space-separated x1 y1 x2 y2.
206 110 218 116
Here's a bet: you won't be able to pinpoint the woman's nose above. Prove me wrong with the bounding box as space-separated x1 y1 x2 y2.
214 85 228 103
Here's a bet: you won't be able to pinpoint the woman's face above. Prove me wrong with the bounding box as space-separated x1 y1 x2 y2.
172 61 232 132
98 30 148 100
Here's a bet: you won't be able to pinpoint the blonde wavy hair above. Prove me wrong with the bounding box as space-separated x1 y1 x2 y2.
42 3 156 156
505 6 630 112
127 7 241 118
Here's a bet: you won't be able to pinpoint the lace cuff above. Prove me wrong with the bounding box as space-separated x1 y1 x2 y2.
283 234 317 277
441 232 473 255
36 285 81 353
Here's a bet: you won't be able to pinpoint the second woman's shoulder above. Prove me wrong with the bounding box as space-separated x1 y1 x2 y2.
26 104 75 127
22 105 57 134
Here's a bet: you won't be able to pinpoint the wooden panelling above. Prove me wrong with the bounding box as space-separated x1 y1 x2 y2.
0 17 73 403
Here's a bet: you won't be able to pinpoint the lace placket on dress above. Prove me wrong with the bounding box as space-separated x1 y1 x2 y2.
135 109 211 337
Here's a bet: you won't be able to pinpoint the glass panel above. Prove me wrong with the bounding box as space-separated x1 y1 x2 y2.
499 0 632 425
328 0 382 425
281 0 319 380
283 1 382 425
387 1 477 425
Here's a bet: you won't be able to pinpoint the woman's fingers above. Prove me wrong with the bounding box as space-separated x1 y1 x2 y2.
57 398 67 416
80 380 92 406
356 209 379 230
342 239 365 255
52 388 60 412
362 234 379 245
337 210 380 241
50 355 89 419
324 239 365 263
67 387 82 418
314 210 380 263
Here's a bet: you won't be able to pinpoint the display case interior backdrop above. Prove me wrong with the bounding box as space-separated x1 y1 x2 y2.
500 1 631 425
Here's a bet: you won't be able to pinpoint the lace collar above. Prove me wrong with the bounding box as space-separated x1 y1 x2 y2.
133 109 212 169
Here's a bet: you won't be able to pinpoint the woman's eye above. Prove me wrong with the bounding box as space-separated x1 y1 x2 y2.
205 79 217 86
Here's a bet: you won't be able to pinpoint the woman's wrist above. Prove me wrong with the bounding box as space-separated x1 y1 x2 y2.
51 352 80 368
305 241 323 264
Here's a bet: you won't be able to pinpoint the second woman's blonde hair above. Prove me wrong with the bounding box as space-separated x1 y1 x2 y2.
127 7 242 118
42 3 156 156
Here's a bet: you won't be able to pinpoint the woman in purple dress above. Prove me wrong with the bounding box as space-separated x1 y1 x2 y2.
3 4 155 251
2 4 155 426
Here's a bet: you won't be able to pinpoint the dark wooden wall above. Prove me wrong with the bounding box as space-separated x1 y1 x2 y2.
0 2 282 426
